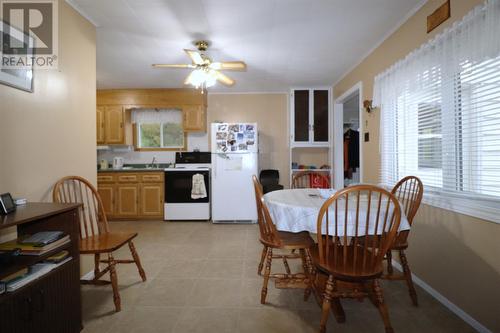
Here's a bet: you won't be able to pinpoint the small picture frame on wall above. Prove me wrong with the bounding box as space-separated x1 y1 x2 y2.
0 21 34 92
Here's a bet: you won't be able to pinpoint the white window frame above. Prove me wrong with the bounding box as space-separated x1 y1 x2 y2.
136 122 185 150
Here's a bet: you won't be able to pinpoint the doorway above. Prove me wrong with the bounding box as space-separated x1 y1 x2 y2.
332 82 363 189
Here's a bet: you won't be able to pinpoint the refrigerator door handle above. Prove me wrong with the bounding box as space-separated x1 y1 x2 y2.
213 155 217 179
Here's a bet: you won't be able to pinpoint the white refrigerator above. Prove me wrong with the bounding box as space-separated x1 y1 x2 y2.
211 123 258 223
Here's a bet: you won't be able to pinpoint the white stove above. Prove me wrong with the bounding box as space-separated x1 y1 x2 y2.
164 152 211 221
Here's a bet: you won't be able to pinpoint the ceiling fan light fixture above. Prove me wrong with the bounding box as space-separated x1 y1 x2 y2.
186 68 216 88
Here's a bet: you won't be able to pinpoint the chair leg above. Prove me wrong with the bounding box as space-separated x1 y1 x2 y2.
93 253 100 280
261 248 273 304
108 252 121 312
129 241 146 282
319 274 335 333
373 279 393 333
399 249 418 306
257 245 267 276
386 250 393 276
300 249 312 301
283 256 291 275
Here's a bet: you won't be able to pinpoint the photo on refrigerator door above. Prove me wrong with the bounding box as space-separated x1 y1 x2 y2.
228 124 239 132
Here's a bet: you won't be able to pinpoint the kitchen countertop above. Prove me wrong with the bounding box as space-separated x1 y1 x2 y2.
98 168 165 173
98 163 170 173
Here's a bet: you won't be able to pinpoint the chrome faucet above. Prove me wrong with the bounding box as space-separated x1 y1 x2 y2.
150 156 158 169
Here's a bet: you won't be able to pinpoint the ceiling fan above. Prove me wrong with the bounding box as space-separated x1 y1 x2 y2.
152 40 246 89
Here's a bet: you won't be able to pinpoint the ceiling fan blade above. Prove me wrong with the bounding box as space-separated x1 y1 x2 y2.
152 64 194 69
210 61 247 71
184 71 196 85
184 49 205 65
213 70 235 86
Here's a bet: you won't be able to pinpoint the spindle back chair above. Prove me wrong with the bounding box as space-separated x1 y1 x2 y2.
53 176 146 312
312 184 401 333
384 176 423 306
252 175 314 304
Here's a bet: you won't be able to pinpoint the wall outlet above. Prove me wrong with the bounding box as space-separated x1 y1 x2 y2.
364 132 370 142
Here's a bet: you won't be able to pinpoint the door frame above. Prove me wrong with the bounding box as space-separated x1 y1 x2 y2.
332 82 364 189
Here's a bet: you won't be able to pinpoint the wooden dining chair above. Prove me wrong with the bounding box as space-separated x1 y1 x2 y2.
252 175 315 304
384 176 423 306
53 176 146 312
292 171 330 189
311 185 402 333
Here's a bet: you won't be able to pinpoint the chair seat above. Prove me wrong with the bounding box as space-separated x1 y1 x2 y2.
277 230 315 250
310 244 383 281
80 232 138 254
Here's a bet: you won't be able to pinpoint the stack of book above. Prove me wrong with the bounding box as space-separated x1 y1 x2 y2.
0 231 70 256
0 251 72 293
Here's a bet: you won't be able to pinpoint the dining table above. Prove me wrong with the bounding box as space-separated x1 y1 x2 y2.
263 188 410 235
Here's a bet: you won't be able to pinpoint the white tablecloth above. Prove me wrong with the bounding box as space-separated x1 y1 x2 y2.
263 188 410 235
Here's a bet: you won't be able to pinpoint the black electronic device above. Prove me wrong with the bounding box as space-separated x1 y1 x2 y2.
0 192 16 215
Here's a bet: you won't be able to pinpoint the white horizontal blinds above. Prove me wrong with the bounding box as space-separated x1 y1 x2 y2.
459 58 500 197
376 0 500 200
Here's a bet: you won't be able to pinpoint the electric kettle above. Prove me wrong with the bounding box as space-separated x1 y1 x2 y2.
113 157 124 170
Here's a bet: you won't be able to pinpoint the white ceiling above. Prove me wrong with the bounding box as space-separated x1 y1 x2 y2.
68 0 423 92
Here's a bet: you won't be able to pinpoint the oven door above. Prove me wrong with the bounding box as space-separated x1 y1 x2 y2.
164 170 210 203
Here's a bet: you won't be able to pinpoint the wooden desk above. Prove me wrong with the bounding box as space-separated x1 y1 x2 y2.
0 203 82 333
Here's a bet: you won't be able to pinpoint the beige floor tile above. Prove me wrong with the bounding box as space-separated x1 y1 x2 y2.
107 306 183 333
199 259 244 279
173 307 239 333
237 307 319 333
137 278 196 307
156 259 204 279
207 242 246 259
187 279 243 307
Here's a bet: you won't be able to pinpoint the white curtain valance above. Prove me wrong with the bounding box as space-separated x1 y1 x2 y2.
131 108 182 124
373 0 500 107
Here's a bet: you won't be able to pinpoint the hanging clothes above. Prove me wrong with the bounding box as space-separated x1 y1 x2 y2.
343 128 359 179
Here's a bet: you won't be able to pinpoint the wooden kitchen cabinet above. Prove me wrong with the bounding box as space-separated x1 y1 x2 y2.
96 106 105 144
96 106 125 145
97 171 164 220
140 183 164 216
116 184 139 217
105 106 125 144
183 104 206 132
98 184 115 216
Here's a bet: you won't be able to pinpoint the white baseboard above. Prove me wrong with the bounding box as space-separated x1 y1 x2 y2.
391 260 492 333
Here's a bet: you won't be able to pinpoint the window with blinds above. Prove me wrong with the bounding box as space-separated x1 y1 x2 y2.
386 57 500 200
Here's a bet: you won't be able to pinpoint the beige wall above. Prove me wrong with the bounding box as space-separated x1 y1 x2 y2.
207 94 290 186
0 1 96 273
0 0 96 200
334 0 500 331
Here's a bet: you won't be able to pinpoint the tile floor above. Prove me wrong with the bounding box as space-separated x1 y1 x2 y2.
81 221 475 333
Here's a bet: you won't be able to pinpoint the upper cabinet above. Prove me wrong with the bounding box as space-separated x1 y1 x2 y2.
96 106 105 144
105 106 125 144
183 105 206 132
291 88 331 146
96 106 125 145
96 89 207 146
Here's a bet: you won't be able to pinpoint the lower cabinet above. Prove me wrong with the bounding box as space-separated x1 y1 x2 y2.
140 183 164 216
116 184 139 217
97 172 164 220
